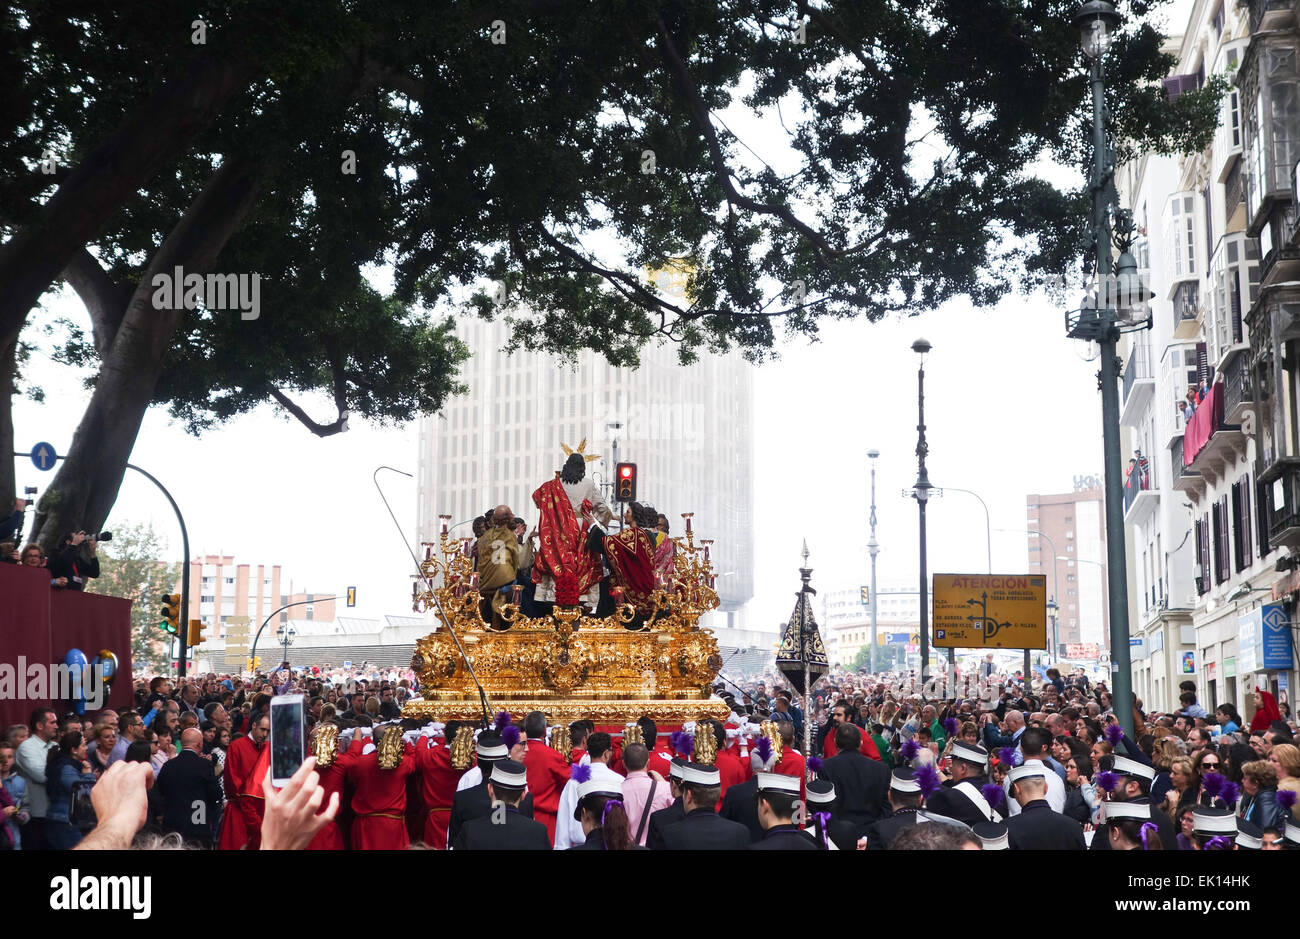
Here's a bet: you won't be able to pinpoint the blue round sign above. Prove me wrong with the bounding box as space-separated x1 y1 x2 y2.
30 441 57 471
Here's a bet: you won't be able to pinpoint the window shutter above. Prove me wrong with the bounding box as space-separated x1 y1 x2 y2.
1219 495 1232 583
1255 475 1270 559
1196 342 1209 385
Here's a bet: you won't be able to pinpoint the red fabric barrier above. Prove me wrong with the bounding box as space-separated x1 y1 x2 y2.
0 564 133 727
1183 382 1224 465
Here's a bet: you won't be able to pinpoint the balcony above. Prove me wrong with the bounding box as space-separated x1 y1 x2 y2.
1222 351 1254 426
1123 471 1159 527
1263 459 1300 549
1248 0 1292 33
1172 281 1202 340
1120 340 1154 428
1184 382 1244 479
1170 437 1204 494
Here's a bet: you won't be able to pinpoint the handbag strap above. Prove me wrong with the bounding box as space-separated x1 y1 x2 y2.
635 778 658 843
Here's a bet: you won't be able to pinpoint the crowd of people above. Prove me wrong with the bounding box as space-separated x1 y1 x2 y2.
1 498 103 590
1 654 1297 851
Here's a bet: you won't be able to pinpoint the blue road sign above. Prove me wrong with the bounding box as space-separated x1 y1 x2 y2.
30 442 57 471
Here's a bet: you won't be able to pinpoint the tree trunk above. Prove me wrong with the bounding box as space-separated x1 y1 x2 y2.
0 337 15 518
0 51 260 354
32 156 262 551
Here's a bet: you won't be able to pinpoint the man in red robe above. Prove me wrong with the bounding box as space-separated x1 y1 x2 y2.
218 714 270 850
771 723 807 801
412 723 473 849
305 723 354 851
709 720 748 798
520 711 570 843
345 726 416 850
821 700 882 760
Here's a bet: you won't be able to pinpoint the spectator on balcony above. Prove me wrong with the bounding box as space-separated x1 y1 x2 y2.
1186 385 1200 412
20 544 44 568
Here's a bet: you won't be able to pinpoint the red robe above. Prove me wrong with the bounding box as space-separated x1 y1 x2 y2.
602 525 658 615
523 738 572 843
218 735 269 850
344 736 417 850
773 749 806 802
306 743 356 851
532 477 602 601
412 736 471 849
647 744 674 780
823 727 882 761
715 747 747 800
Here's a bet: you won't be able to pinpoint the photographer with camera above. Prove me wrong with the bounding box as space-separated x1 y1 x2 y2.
46 529 108 590
0 497 28 543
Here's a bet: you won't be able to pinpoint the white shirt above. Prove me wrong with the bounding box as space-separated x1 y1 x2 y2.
553 761 623 850
456 765 482 792
1004 757 1066 815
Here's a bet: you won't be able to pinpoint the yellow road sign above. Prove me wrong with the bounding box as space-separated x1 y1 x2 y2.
932 573 1047 650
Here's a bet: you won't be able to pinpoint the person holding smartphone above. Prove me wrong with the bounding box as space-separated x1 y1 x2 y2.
47 530 100 590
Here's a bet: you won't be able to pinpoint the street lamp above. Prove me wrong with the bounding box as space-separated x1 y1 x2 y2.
275 625 297 671
868 449 881 675
910 339 934 685
1063 0 1140 738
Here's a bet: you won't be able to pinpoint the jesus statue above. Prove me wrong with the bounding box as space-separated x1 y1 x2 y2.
531 440 612 610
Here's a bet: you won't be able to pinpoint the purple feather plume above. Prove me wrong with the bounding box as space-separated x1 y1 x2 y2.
942 717 959 737
808 755 823 775
493 710 510 732
899 739 920 763
1201 772 1225 800
981 783 1006 809
1104 723 1123 746
570 762 592 784
501 725 520 750
1095 771 1120 794
915 763 941 799
1220 781 1240 809
998 747 1020 768
679 733 694 757
754 736 772 763
1277 789 1298 812
668 731 683 753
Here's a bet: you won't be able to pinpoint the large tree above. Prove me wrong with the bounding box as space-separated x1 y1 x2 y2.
86 522 180 677
1 0 1223 544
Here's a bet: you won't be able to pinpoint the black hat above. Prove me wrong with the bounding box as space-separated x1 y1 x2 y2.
805 779 835 806
490 758 527 789
973 820 1008 850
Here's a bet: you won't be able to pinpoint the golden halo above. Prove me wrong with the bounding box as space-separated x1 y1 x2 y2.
560 437 601 463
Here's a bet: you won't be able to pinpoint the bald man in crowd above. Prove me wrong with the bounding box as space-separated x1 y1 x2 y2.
156 728 223 846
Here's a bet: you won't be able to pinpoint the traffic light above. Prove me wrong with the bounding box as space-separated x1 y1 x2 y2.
615 462 637 502
188 618 206 647
160 593 181 634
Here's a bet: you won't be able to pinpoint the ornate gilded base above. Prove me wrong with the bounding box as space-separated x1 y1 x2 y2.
408 526 728 727
402 697 731 725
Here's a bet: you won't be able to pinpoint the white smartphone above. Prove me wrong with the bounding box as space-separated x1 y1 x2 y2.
270 693 305 787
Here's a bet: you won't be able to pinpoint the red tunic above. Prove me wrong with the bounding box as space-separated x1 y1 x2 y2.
823 728 882 761
647 745 674 780
412 736 471 849
773 749 806 802
218 736 269 850
305 743 355 851
523 738 571 843
715 747 747 800
344 736 416 850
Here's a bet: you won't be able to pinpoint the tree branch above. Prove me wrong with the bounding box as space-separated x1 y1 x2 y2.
268 386 349 438
60 249 134 356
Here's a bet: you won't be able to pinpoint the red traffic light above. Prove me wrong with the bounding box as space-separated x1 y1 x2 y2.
620 466 632 478
615 462 637 502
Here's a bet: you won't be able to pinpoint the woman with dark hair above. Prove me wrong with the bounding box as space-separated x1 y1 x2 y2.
1223 742 1256 785
45 731 96 849
1175 805 1197 850
1064 754 1097 825
1106 804 1163 850
569 778 635 850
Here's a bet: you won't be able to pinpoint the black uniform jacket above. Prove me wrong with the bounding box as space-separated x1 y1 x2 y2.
657 807 752 850
453 805 551 850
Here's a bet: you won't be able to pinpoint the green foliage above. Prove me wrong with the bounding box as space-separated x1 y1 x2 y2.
852 644 874 671
4 0 1220 416
86 522 179 677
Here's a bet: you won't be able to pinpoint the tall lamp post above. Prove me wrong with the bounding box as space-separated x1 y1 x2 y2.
999 527 1062 665
868 449 881 674
1063 0 1148 738
910 339 934 686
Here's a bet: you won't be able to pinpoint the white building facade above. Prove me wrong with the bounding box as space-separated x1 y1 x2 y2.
1118 0 1298 715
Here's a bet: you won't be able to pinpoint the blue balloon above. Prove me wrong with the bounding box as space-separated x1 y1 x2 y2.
63 648 89 715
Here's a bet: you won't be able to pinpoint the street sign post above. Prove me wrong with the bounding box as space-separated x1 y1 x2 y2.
29 442 57 471
931 573 1047 650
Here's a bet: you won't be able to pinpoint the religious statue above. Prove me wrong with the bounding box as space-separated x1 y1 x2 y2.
531 440 612 609
585 501 659 627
